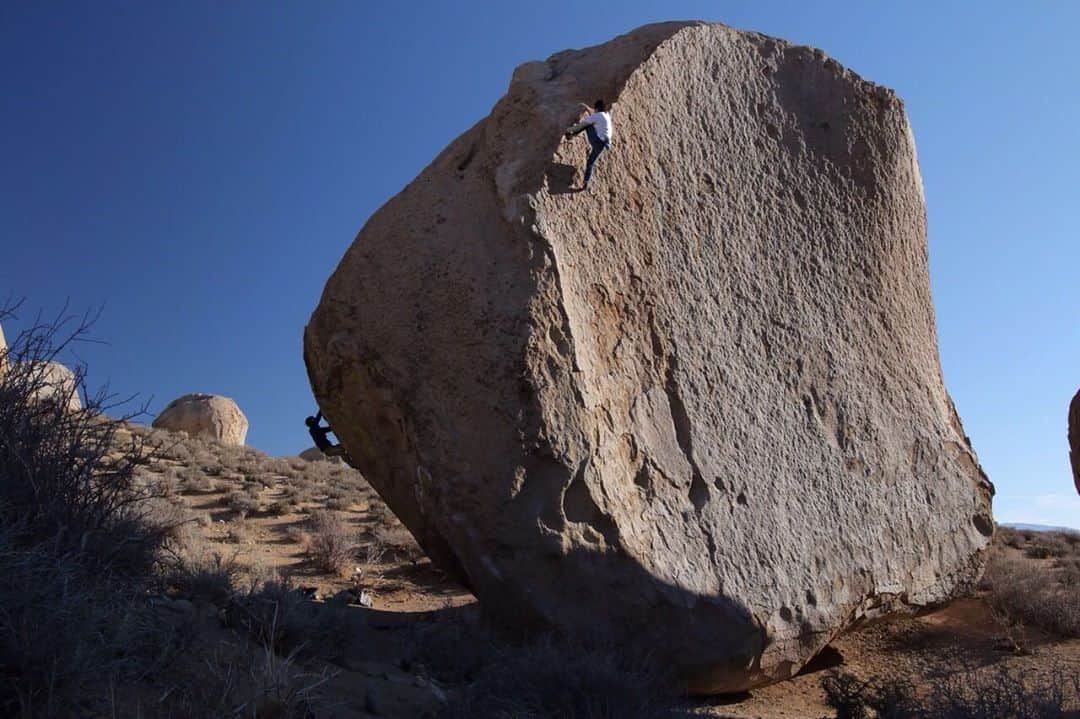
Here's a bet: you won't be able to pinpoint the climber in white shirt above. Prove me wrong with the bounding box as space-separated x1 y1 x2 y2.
565 100 612 190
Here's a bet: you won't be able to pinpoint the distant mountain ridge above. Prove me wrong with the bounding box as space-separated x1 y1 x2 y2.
1004 523 1079 534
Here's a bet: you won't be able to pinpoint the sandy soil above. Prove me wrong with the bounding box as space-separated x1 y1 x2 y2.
129 427 1078 718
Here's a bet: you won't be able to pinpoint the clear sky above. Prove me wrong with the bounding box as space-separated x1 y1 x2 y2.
2 2 1077 528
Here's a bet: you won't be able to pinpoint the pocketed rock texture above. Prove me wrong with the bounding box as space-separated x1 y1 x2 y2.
152 393 248 446
304 22 994 692
1070 390 1080 496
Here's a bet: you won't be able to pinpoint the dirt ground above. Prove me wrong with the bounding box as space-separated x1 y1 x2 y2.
128 425 1079 718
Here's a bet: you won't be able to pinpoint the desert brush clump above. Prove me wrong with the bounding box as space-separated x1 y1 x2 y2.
439 635 679 719
0 304 175 715
304 509 357 575
822 666 1080 719
982 528 1080 638
0 304 333 717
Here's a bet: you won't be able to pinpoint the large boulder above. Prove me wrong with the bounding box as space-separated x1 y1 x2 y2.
152 393 248 446
304 22 993 692
1070 389 1080 496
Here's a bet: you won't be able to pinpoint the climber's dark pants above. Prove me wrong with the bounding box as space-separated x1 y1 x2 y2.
583 125 610 187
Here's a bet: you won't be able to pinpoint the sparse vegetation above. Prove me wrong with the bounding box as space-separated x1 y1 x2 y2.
0 304 363 717
822 666 1080 719
440 636 678 719
0 305 173 716
982 528 1080 638
304 510 356 575
4 302 1077 718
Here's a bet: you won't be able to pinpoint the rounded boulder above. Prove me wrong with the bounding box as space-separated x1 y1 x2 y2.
153 393 248 446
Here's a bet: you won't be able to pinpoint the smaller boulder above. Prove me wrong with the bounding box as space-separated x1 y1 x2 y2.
1070 389 1080 496
30 361 82 411
298 446 344 464
153 393 248 446
299 446 325 462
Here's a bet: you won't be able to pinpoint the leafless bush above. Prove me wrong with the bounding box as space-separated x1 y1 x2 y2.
981 549 1080 638
439 635 678 719
130 638 332 719
304 510 356 575
160 545 241 604
178 466 217 493
822 666 1080 718
225 489 261 517
267 499 297 516
0 302 175 715
225 518 254 545
225 577 350 660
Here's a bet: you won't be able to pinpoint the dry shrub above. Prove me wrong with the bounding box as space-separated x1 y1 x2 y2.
178 466 217 493
982 536 1080 638
822 666 1079 719
267 499 296 516
304 510 356 575
225 519 254 545
161 545 241 604
0 304 174 715
440 635 677 719
161 645 331 719
225 577 350 660
225 489 261 517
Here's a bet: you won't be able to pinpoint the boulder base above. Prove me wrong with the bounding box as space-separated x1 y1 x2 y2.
305 22 993 692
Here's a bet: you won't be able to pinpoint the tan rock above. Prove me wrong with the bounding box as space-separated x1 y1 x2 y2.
152 393 248 446
299 446 324 462
1070 390 1080 496
299 446 344 464
304 21 993 692
31 361 82 412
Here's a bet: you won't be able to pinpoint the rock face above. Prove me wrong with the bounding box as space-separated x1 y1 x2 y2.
32 361 82 411
153 394 248 446
1070 390 1080 496
304 22 994 692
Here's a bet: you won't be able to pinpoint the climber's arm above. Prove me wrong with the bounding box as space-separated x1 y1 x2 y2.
564 119 591 138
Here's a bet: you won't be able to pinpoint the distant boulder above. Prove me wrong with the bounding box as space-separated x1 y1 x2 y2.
299 446 325 462
1070 389 1080 496
153 393 248 446
299 446 344 464
30 361 82 411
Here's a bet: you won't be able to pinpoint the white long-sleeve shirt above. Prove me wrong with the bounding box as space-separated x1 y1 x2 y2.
586 111 613 142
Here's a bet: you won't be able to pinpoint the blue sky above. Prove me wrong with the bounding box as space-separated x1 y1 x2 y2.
2 2 1077 528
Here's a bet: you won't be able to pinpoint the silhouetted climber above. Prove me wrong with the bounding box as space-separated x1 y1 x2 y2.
564 100 612 190
305 411 347 459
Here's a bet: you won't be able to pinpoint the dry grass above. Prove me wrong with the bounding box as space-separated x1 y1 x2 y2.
822 666 1080 719
0 303 361 717
440 635 680 719
304 510 357 576
982 528 1080 638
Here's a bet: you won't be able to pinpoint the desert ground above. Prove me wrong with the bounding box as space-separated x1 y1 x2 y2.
107 426 1080 717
